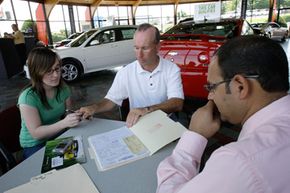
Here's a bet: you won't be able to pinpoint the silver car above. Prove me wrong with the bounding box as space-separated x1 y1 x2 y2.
55 25 138 82
261 22 288 42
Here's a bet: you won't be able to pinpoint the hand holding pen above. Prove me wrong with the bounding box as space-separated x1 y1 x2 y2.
63 109 83 127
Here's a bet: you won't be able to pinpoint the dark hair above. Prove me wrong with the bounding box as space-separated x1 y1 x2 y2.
26 47 64 109
216 35 289 92
136 23 160 44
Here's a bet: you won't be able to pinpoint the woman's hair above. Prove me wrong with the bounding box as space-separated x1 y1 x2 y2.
216 35 289 92
26 47 64 109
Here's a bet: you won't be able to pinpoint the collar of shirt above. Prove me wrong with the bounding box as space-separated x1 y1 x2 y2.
239 94 290 141
136 57 163 75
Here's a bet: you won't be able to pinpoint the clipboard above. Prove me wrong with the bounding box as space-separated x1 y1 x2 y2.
4 163 100 193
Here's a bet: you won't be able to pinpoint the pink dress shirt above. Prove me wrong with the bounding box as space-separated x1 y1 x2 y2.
157 95 290 193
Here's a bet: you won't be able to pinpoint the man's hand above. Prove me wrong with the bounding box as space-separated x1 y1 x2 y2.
126 107 149 128
79 105 95 120
189 101 221 139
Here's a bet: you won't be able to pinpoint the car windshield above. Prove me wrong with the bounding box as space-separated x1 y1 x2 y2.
69 29 98 47
163 21 237 40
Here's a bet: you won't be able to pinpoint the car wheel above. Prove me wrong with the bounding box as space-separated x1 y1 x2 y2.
282 31 288 42
62 59 82 82
282 35 286 42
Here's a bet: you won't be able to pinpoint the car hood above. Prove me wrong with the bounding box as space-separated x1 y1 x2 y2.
160 39 223 69
53 46 82 59
54 46 71 51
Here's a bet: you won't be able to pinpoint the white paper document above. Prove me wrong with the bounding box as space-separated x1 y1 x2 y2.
4 163 100 193
88 110 186 171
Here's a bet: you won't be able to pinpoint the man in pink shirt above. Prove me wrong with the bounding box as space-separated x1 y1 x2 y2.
156 35 290 193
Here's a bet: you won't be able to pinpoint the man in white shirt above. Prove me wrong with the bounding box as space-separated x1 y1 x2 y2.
79 23 184 127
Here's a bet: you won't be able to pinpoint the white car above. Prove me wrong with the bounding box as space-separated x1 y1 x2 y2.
261 22 288 41
55 25 138 82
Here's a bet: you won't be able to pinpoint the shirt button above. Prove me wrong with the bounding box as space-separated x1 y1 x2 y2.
150 83 153 86
150 76 152 78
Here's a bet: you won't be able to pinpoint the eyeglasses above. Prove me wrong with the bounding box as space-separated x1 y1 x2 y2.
204 75 259 93
46 66 61 76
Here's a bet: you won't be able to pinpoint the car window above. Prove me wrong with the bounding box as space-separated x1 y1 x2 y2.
86 29 115 46
100 30 115 43
120 28 136 40
68 32 82 39
70 30 97 47
163 21 237 39
271 23 279 28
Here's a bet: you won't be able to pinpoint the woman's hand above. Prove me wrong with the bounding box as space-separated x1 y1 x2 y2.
62 112 82 128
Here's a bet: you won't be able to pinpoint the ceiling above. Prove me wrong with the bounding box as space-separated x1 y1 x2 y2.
0 0 220 20
35 0 217 7
37 0 218 18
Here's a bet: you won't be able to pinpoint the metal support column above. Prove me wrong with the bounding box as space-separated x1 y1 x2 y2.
240 0 247 19
68 5 76 34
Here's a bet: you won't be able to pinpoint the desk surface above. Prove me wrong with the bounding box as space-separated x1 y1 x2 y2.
0 118 177 193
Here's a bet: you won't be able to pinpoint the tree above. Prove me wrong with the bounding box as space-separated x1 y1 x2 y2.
250 0 269 9
280 0 290 8
21 19 36 33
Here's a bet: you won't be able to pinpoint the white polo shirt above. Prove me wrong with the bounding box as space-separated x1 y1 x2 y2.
105 57 184 109
13 30 25 45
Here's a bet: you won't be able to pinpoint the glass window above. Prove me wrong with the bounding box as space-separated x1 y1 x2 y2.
221 0 243 19
94 6 109 27
73 5 91 32
108 6 118 18
245 0 269 23
135 5 173 32
117 6 131 25
162 20 244 40
161 5 174 33
29 1 39 21
49 5 70 43
0 0 15 36
118 6 129 18
279 9 290 30
120 28 136 40
92 29 115 44
148 5 162 30
85 29 113 46
177 3 192 22
14 0 30 23
135 6 149 24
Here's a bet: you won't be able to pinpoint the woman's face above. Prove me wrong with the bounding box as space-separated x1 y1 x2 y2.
42 59 62 88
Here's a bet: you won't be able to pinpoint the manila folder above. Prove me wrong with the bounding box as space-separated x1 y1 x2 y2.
4 163 99 193
131 110 187 155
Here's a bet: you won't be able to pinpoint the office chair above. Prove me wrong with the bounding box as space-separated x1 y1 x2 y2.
119 98 130 121
0 105 22 174
0 142 17 174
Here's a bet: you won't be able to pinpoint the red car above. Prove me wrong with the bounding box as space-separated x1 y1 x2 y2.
160 18 255 99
